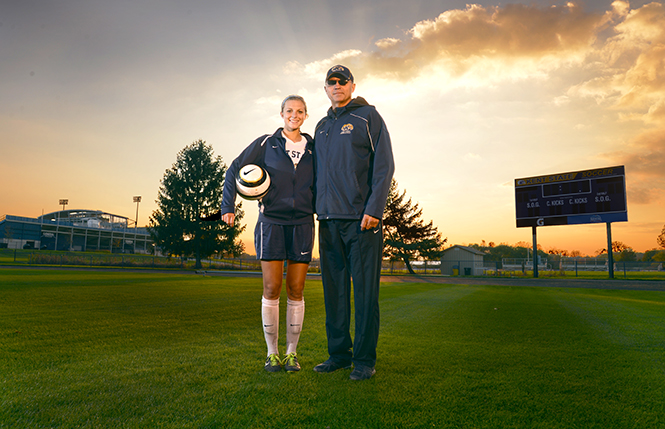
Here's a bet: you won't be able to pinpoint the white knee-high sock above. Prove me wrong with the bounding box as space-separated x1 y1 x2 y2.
261 297 280 356
286 298 304 355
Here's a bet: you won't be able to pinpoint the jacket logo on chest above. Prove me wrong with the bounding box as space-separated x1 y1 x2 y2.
340 123 354 135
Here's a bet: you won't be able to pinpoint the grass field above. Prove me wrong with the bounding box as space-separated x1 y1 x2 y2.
1 269 664 428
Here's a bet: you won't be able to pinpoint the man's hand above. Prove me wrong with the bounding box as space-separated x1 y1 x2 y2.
360 214 380 231
222 212 235 226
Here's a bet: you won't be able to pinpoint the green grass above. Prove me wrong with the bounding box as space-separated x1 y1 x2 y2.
480 269 665 281
1 269 664 428
538 270 665 281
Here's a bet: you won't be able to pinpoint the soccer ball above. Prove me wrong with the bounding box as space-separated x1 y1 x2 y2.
236 164 270 200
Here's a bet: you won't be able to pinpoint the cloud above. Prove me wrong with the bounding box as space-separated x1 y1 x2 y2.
375 38 401 49
645 99 665 123
356 2 606 81
284 50 363 81
289 1 627 95
291 2 665 126
602 128 665 203
287 1 665 208
288 3 609 83
463 152 482 161
570 2 665 122
408 3 602 57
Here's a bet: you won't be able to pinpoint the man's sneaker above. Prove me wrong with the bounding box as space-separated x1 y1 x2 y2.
349 365 376 381
264 354 282 372
284 352 301 372
313 359 352 373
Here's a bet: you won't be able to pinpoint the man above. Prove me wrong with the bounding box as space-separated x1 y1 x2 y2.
312 65 395 381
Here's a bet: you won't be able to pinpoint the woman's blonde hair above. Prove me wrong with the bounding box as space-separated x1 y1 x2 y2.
281 95 307 113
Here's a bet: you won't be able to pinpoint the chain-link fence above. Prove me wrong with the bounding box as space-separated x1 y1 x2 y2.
499 257 665 279
2 249 441 275
4 249 664 279
0 249 295 271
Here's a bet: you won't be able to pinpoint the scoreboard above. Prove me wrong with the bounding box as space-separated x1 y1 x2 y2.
515 166 627 228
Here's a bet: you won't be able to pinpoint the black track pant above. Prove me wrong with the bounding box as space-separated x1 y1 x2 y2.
318 219 383 368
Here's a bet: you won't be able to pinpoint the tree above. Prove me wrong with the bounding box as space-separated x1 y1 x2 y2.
596 241 631 256
658 224 665 249
615 248 637 262
149 140 245 268
469 242 546 266
642 249 658 262
612 241 630 253
643 249 665 262
548 247 569 273
383 179 447 274
548 247 569 257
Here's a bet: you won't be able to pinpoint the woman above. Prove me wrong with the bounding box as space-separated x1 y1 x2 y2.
220 95 314 373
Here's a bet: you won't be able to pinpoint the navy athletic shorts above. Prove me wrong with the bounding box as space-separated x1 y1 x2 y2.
254 221 314 262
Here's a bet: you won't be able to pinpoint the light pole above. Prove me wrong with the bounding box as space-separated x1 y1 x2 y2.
133 196 141 229
56 199 68 251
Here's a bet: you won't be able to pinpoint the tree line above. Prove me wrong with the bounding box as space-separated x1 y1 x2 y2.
465 240 665 264
148 140 665 269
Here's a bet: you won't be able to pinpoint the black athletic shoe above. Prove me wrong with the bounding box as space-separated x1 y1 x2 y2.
264 354 282 372
349 365 376 381
284 353 301 372
313 359 352 373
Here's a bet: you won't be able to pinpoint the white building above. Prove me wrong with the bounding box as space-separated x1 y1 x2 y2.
440 245 486 276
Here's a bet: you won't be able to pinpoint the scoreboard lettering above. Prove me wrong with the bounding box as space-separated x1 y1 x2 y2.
515 166 627 228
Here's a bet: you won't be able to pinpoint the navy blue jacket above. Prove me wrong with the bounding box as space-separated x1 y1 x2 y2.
314 97 395 220
221 128 314 225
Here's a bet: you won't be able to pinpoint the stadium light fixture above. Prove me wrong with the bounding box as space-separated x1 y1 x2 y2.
133 196 141 228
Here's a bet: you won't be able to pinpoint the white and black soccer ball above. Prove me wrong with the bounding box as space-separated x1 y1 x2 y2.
236 164 271 200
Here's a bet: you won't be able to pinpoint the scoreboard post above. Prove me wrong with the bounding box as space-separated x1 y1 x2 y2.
514 166 627 278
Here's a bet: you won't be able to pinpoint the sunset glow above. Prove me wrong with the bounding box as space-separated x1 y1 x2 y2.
2 0 663 256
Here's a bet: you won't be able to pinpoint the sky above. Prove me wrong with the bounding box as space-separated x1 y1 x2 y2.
2 0 664 257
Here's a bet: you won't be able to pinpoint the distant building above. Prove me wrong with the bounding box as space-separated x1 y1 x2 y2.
0 209 153 253
440 245 486 276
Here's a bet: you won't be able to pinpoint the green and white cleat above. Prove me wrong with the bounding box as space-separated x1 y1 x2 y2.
283 352 301 372
264 354 282 372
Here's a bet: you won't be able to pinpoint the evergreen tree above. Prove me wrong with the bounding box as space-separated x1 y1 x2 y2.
149 140 244 268
383 179 447 274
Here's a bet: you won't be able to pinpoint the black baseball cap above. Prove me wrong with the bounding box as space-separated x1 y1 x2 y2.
326 65 354 82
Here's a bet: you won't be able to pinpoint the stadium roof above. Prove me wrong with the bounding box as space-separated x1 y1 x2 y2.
39 209 131 228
